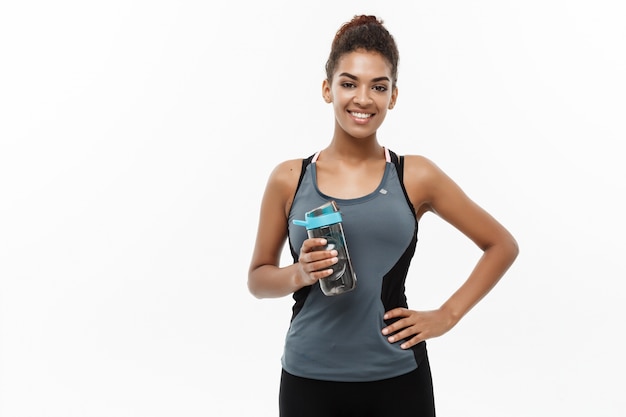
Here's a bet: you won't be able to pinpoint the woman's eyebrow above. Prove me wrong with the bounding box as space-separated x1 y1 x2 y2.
338 72 391 83
338 72 358 80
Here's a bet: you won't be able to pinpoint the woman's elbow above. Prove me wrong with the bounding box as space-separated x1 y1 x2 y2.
503 234 520 264
247 279 264 299
247 269 264 299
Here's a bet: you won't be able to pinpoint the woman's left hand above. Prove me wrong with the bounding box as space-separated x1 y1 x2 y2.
381 308 457 349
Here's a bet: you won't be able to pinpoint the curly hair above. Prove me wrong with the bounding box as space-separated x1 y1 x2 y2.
325 15 400 87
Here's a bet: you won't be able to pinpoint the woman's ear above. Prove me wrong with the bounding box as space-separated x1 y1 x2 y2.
322 79 332 103
388 87 398 109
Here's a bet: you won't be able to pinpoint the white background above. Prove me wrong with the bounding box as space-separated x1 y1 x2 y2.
1 1 625 416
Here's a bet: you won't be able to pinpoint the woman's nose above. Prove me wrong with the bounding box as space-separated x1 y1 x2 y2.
353 88 373 106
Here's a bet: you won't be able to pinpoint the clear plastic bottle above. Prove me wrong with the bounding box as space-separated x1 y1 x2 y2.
293 201 357 296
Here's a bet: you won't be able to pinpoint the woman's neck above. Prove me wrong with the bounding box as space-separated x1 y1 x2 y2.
324 136 384 162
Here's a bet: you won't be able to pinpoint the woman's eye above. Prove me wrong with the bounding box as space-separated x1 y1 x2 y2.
341 82 356 88
373 85 388 92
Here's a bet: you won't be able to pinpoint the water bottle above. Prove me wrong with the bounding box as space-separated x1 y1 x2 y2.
293 201 357 296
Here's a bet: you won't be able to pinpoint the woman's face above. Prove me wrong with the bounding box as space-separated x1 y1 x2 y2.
323 49 398 140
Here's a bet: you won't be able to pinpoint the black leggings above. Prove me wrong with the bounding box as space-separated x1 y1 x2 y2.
279 355 435 417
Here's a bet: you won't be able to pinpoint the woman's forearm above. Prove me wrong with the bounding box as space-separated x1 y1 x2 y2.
248 263 303 299
440 238 519 325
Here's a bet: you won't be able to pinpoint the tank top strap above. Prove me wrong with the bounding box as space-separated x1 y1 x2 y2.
384 146 391 162
311 151 321 163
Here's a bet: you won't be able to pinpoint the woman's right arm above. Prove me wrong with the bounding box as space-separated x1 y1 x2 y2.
247 160 338 299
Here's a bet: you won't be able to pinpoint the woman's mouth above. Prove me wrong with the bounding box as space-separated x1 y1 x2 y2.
349 111 374 123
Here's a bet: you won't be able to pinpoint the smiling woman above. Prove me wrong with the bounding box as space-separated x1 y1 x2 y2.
323 50 397 139
247 15 518 417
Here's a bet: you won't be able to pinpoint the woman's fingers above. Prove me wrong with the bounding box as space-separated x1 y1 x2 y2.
299 238 338 284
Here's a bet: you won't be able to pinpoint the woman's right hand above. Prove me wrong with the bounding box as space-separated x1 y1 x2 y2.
297 238 338 287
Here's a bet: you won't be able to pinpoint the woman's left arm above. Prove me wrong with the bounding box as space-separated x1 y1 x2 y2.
382 155 519 349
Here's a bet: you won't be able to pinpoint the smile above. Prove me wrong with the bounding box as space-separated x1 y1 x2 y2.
349 111 374 120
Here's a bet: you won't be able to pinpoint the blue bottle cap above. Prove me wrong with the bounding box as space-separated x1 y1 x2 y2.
292 201 343 230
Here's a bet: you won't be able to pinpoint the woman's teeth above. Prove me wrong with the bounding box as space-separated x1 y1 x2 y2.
350 111 372 119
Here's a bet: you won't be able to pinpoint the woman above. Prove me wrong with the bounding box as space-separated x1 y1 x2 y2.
248 15 519 417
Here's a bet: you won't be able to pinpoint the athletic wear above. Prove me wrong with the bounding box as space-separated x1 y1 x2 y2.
279 354 435 417
283 148 426 382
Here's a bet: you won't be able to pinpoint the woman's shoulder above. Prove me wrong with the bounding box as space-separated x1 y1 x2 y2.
270 157 306 179
265 157 308 194
401 154 442 178
399 153 454 195
401 154 434 164
395 154 455 217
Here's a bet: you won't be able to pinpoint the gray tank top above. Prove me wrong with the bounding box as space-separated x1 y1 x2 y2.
283 148 425 382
